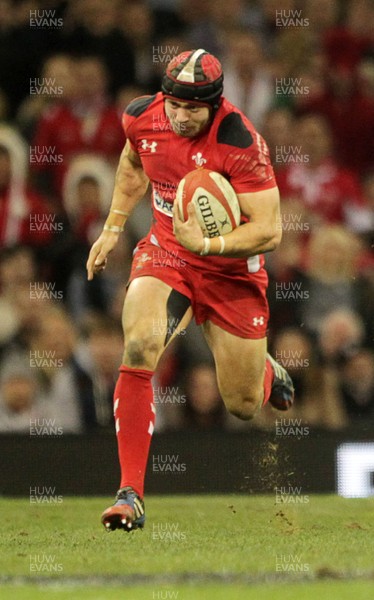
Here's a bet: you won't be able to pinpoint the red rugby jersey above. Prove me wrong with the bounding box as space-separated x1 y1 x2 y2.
122 92 276 272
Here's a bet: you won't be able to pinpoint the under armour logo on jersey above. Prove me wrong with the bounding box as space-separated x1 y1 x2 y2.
253 316 265 326
192 152 207 167
141 139 158 153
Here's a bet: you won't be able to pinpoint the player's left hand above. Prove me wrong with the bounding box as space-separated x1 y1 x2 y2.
173 201 204 254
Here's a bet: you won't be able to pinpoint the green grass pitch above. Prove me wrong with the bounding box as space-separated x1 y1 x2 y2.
0 495 373 599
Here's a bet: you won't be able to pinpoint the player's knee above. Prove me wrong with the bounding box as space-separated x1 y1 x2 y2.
223 389 262 421
124 336 160 370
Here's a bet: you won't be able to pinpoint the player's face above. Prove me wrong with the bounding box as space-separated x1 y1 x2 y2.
164 99 211 137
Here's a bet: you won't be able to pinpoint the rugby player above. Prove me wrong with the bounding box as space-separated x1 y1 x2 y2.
86 49 294 531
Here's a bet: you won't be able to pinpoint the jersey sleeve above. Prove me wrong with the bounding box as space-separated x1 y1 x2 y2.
121 94 157 153
219 113 276 194
121 110 137 152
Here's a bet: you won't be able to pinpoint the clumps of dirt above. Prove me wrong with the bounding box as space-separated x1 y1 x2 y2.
274 509 293 528
345 522 368 530
258 441 283 490
315 566 343 579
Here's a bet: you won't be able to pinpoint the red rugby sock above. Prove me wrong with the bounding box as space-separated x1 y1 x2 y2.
113 365 155 498
262 358 275 406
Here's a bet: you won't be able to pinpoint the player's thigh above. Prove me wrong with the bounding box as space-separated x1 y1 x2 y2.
202 320 267 408
123 275 192 369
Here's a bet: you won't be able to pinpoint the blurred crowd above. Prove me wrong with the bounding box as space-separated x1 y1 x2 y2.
0 0 373 434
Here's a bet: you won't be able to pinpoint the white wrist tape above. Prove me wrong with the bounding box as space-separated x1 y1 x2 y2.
218 235 225 255
200 237 211 256
104 224 124 233
110 209 130 217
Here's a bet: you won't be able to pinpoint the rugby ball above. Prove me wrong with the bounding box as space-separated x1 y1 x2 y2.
176 169 241 237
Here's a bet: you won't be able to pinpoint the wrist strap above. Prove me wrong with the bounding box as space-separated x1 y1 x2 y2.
218 235 225 255
199 237 211 256
104 224 124 233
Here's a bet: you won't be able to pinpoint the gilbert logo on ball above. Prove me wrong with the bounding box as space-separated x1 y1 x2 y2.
176 169 241 238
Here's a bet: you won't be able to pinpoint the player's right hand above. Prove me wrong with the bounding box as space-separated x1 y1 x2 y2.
86 231 120 280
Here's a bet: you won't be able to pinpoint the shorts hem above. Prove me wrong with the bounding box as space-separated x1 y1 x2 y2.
129 270 193 302
196 314 267 340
